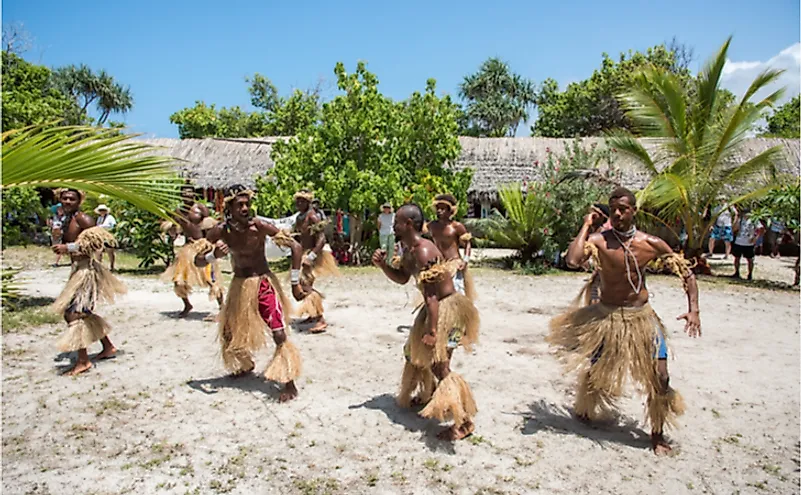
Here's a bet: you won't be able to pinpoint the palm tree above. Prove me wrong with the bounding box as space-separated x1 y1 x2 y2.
607 36 785 261
2 124 182 218
459 58 536 137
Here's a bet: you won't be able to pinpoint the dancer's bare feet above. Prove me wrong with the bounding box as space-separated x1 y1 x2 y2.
279 381 298 402
178 303 193 318
308 318 328 334
230 367 254 378
410 396 430 407
94 346 117 360
65 361 92 376
437 421 475 441
651 432 673 456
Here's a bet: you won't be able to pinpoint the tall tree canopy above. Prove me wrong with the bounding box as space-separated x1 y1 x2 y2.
532 44 692 137
254 61 470 218
458 58 536 137
169 74 320 139
52 64 133 125
762 95 800 138
1 52 87 129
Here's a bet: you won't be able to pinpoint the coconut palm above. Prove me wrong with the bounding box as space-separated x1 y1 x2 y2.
2 124 182 218
459 58 537 137
607 36 786 259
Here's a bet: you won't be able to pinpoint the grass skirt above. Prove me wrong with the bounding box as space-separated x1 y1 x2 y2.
406 293 479 368
548 302 685 432
161 239 223 300
52 257 127 315
57 314 112 352
218 273 301 382
398 293 480 428
294 290 324 318
300 250 340 287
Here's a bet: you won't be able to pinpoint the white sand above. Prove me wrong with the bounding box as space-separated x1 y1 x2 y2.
2 265 799 494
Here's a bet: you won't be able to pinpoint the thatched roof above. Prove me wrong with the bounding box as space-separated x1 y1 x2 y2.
457 137 801 200
138 136 800 197
138 137 290 188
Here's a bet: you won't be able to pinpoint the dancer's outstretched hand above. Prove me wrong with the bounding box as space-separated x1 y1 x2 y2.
371 249 387 267
677 311 701 338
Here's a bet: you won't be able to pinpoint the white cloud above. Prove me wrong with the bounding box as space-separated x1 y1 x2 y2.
720 43 800 104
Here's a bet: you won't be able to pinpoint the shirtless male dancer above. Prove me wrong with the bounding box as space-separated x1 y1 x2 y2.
373 204 480 440
426 194 475 301
51 189 127 375
548 187 701 455
293 190 339 333
162 185 224 319
196 185 306 402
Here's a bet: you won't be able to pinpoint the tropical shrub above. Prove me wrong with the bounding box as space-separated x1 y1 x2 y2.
106 198 175 268
1 186 47 248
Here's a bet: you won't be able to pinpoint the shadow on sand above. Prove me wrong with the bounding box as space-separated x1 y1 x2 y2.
186 373 285 402
158 310 214 322
350 393 456 454
520 399 651 451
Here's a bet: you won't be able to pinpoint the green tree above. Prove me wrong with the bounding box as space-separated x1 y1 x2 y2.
1 51 87 129
170 74 320 139
52 64 133 125
608 37 786 260
762 95 800 138
533 44 692 137
254 61 468 223
459 58 536 137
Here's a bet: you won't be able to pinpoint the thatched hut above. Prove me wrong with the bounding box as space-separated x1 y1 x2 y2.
139 136 800 217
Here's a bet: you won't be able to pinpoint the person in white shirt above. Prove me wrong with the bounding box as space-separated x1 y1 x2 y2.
377 203 395 264
708 202 734 259
95 204 117 271
731 208 762 280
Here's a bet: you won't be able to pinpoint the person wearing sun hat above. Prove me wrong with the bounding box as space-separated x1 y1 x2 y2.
94 204 117 271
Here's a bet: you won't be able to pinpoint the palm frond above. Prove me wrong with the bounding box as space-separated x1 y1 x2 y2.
2 125 183 219
605 130 659 176
692 37 731 148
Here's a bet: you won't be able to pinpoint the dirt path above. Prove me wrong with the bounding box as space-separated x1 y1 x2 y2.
3 266 799 494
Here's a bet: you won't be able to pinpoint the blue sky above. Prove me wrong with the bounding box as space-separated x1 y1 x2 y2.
5 0 800 137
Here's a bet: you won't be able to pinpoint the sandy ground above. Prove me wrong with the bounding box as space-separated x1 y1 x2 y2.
2 260 799 494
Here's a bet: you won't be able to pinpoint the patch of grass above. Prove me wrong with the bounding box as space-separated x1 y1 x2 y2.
746 480 768 490
363 471 379 487
686 482 694 490
711 409 721 418
514 456 535 467
2 297 60 332
94 397 135 416
723 434 742 445
762 464 781 475
293 477 340 495
390 471 407 485
423 458 439 471
468 434 487 446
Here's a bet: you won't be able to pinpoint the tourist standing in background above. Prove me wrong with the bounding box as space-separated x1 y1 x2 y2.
377 203 395 264
731 207 762 280
95 205 117 271
708 201 735 259
49 202 64 267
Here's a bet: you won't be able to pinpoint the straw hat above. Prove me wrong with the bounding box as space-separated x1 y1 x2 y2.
94 204 110 214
